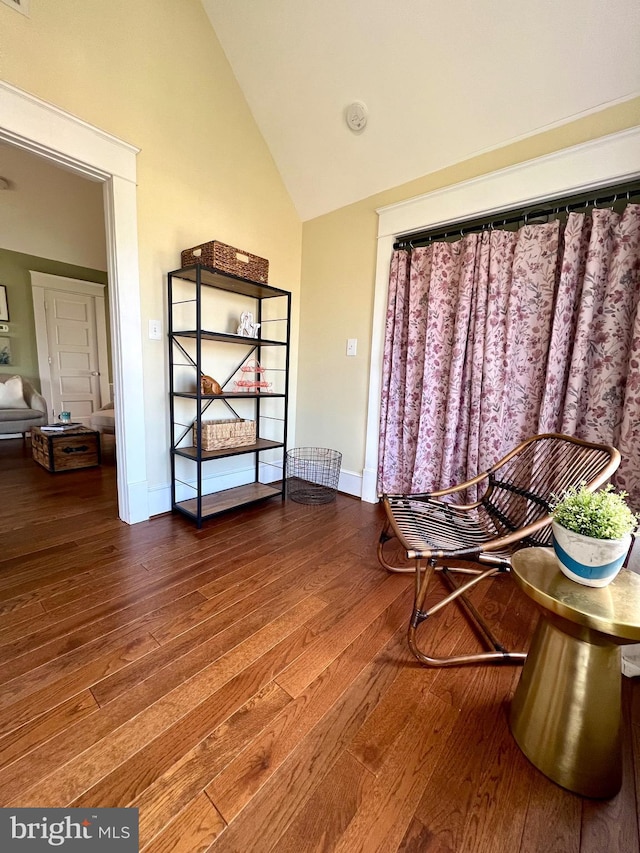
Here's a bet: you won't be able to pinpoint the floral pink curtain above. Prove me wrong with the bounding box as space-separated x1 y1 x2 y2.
378 204 640 507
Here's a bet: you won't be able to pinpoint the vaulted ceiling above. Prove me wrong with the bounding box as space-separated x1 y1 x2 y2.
202 1 640 221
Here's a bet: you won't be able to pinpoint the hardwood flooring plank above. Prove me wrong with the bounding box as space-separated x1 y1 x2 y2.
131 683 291 847
414 664 526 851
153 531 362 648
397 818 455 853
0 690 98 771
348 663 439 776
0 629 160 738
0 600 45 627
205 593 412 823
456 724 533 853
9 596 324 807
90 577 330 708
272 752 371 853
275 573 412 698
328 693 458 853
579 682 640 853
142 793 226 853
0 592 206 688
0 580 209 660
517 775 580 853
0 615 312 805
205 629 407 852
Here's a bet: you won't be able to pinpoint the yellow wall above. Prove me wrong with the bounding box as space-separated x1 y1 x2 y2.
298 98 640 480
0 0 302 488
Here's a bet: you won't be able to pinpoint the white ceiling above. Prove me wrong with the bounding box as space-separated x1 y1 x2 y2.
202 0 640 221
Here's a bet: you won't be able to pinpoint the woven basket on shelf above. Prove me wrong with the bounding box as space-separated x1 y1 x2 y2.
193 418 256 451
181 240 269 284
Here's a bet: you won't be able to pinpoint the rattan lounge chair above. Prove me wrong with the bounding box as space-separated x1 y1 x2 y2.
378 433 621 667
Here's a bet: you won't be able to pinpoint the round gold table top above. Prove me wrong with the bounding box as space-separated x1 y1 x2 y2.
511 547 640 642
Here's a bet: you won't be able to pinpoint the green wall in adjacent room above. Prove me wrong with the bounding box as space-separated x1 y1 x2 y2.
0 249 109 391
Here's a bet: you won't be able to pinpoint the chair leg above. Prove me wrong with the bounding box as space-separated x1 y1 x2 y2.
377 520 414 573
408 560 527 667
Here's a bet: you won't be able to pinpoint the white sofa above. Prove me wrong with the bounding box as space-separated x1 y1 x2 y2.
0 375 48 436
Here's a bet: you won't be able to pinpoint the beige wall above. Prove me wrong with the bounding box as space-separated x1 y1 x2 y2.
0 0 302 490
298 98 640 481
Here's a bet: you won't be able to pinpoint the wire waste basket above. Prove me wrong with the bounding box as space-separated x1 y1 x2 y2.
286 447 342 504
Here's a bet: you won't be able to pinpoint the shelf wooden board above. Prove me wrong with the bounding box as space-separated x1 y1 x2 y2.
173 392 285 400
174 482 283 518
171 330 286 346
174 438 284 461
168 265 290 300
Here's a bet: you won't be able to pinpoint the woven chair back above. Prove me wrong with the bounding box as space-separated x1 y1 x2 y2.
479 434 619 545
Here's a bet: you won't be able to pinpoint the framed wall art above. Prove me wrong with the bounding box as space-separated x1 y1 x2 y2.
0 285 8 322
0 337 11 366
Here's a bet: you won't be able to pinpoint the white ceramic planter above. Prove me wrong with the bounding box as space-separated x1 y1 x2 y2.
551 520 631 587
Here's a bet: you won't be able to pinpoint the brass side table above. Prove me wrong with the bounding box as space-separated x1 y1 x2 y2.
509 547 640 798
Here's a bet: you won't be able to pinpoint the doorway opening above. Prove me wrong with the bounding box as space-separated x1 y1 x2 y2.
0 80 149 523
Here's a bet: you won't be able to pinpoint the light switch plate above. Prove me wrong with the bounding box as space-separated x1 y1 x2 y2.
346 338 357 356
149 319 162 340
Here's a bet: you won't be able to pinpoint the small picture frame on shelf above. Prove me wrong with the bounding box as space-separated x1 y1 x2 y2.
0 285 8 322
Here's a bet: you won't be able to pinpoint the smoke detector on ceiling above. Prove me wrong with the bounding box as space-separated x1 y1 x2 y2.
345 101 368 133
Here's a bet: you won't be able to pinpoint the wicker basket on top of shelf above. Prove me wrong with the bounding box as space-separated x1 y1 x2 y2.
193 418 256 451
181 241 269 284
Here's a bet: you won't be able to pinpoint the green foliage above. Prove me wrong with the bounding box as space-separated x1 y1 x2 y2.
551 484 639 540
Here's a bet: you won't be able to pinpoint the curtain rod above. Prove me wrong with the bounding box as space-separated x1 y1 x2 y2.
394 180 640 251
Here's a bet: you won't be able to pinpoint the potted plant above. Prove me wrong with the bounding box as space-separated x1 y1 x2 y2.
550 484 638 587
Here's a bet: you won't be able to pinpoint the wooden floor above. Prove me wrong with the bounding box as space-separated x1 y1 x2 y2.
0 437 638 852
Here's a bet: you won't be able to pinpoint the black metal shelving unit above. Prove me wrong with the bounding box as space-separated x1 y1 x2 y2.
168 264 291 527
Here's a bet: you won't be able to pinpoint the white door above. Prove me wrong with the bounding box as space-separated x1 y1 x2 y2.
31 272 110 426
45 289 102 424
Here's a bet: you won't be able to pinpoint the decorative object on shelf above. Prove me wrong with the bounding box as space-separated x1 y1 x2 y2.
200 374 222 395
237 311 260 338
180 240 269 283
234 358 272 392
193 418 256 451
0 336 11 365
0 284 9 322
551 484 638 587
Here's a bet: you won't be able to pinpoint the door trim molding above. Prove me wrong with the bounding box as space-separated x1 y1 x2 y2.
0 80 149 523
